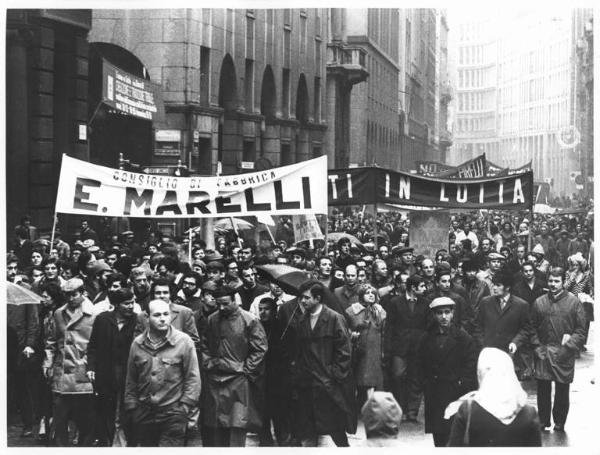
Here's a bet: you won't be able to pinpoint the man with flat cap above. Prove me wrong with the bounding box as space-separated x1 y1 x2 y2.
477 251 507 293
201 285 268 446
390 246 416 276
417 296 478 447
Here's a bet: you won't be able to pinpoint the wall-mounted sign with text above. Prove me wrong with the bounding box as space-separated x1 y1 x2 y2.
102 59 165 123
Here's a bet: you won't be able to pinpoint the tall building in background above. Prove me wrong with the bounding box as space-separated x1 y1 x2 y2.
90 8 329 176
399 9 446 170
6 10 92 234
449 8 592 198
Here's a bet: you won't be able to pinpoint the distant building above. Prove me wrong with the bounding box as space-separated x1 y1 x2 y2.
450 8 589 198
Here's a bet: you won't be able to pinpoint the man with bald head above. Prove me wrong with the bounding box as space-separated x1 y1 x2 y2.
333 264 361 311
125 299 200 446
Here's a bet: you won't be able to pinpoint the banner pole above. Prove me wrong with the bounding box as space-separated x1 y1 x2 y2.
50 213 58 254
264 221 276 245
528 208 533 252
231 217 243 248
188 226 193 264
373 203 379 251
324 213 329 255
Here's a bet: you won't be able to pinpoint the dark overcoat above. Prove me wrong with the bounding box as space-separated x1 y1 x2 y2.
87 310 137 395
201 307 267 431
293 305 357 435
417 324 478 435
478 294 531 352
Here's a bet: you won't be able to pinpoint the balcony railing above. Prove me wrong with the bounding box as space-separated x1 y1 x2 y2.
327 43 368 85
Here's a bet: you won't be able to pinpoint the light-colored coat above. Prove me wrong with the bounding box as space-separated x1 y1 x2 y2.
44 298 96 394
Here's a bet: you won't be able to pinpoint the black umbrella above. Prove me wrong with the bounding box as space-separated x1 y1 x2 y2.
255 264 314 294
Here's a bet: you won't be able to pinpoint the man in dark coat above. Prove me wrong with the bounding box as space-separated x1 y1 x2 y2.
201 286 268 446
512 261 547 305
87 288 137 446
425 268 476 336
417 296 478 447
7 256 40 437
530 267 586 432
293 281 355 447
477 273 531 356
257 297 291 446
384 274 430 422
237 265 268 311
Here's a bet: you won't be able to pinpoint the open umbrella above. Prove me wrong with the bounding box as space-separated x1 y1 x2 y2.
7 282 43 305
326 232 363 246
214 218 255 232
255 264 314 294
533 204 555 214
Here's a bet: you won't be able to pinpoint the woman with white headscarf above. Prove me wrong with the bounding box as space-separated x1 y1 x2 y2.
447 348 541 446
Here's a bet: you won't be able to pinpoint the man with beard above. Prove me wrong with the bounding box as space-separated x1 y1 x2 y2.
333 264 361 311
474 238 494 270
314 256 333 288
87 288 137 446
201 286 268 446
124 299 200 446
530 268 586 432
238 265 269 311
385 274 430 423
176 272 203 312
257 297 291 446
130 267 152 312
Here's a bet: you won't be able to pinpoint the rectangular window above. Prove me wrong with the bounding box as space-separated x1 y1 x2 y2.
246 15 255 59
300 16 307 54
244 59 254 112
199 46 210 105
313 77 321 122
193 137 212 175
315 39 321 74
284 29 291 68
282 68 290 117
281 142 292 165
243 140 255 163
284 9 291 28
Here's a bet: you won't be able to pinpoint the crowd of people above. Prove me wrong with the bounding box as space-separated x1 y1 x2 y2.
6 206 594 447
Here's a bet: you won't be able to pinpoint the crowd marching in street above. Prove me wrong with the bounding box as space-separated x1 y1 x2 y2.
6 205 594 447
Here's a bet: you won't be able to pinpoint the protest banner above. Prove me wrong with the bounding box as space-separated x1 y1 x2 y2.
328 167 534 210
292 214 324 244
437 154 487 178
56 154 327 218
409 212 452 259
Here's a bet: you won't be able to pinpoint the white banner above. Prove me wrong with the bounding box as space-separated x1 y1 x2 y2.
292 214 324 243
55 155 327 218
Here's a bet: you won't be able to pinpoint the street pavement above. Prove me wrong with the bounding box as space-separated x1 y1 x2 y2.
7 326 597 448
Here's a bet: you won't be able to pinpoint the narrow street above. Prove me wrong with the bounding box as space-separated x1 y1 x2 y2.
8 326 595 448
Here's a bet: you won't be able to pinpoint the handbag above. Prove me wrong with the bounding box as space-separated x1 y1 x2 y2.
463 399 472 446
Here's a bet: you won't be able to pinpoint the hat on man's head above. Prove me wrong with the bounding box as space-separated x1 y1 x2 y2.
429 296 455 309
90 260 112 276
213 284 238 299
81 239 95 248
62 278 84 293
488 252 506 260
204 250 224 262
392 246 413 256
531 244 545 256
286 246 306 258
361 391 403 439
